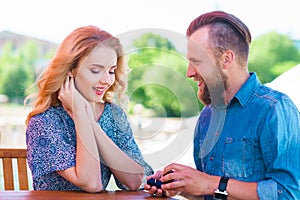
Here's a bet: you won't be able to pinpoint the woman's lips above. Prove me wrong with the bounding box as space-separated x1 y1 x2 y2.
94 87 106 95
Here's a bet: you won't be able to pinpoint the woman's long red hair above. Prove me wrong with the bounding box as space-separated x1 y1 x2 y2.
25 25 128 125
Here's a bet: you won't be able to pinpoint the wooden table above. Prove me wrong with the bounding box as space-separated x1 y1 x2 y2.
0 190 179 200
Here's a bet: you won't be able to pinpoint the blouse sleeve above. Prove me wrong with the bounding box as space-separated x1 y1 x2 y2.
26 109 76 180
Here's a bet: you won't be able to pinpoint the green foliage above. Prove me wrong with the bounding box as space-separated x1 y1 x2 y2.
1 31 298 112
128 31 300 117
0 40 43 103
128 33 200 117
271 61 299 77
132 33 176 51
249 32 300 83
1 64 29 103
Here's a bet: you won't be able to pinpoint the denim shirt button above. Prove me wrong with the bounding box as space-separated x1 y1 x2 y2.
209 156 214 160
278 189 283 194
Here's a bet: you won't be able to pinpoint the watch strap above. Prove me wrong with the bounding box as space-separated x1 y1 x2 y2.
218 176 229 192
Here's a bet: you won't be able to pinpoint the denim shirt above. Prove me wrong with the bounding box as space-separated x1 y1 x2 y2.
194 73 300 200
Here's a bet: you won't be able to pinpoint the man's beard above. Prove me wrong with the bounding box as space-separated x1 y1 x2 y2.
199 65 227 106
199 84 211 105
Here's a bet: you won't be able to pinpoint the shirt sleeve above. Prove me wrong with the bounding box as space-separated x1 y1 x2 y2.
26 111 76 179
257 96 300 200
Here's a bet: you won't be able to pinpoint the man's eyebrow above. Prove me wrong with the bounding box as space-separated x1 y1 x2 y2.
187 57 199 62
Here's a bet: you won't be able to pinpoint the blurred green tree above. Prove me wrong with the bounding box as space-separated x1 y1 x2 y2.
249 32 300 83
127 33 200 117
0 40 40 103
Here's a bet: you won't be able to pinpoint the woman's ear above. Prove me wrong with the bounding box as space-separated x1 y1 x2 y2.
68 71 74 77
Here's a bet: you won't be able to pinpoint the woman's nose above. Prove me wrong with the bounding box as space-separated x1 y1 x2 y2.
99 71 111 84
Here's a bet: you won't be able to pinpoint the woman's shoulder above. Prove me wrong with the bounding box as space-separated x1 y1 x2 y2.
28 106 70 125
26 106 75 140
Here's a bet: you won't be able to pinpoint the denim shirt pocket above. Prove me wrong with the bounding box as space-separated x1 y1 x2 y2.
221 137 254 178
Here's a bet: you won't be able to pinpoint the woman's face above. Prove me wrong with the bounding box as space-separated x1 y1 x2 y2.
73 46 117 103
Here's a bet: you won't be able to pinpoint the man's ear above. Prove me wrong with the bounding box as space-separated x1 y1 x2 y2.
222 50 235 69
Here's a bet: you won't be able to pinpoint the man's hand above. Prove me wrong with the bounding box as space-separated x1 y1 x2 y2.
160 163 218 196
144 170 180 197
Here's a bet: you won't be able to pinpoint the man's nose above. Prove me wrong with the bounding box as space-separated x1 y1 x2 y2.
186 63 196 78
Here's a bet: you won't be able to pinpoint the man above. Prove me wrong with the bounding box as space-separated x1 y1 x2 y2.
144 11 300 200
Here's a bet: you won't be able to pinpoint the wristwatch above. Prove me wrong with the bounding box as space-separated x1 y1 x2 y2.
214 176 229 200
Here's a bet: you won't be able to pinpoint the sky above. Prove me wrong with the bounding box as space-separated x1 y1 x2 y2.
1 0 300 44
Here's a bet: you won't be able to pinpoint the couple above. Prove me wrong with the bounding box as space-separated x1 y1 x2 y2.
25 11 300 199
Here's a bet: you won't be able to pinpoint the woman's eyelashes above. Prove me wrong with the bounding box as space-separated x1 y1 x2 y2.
90 66 116 75
109 69 115 74
91 69 101 74
109 66 117 74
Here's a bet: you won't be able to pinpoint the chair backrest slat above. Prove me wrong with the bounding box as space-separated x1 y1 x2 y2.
3 157 14 190
0 148 29 190
17 157 29 190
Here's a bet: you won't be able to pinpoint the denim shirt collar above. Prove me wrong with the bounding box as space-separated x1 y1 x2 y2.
230 72 261 107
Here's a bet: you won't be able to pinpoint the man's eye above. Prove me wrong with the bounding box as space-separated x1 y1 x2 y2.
109 70 115 74
191 60 201 65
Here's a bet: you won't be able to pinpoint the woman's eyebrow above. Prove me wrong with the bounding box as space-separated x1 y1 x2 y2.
91 64 105 68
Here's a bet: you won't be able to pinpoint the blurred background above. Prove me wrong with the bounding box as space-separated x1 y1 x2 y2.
1 0 300 190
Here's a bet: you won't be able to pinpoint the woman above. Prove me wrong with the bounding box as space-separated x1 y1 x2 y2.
25 25 153 192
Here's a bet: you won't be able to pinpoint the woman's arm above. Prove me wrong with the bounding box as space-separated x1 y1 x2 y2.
90 121 144 190
57 76 102 192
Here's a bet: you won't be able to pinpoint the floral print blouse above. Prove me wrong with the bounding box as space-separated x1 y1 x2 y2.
26 103 153 190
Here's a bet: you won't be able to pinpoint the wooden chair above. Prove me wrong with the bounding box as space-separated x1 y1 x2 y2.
0 148 29 190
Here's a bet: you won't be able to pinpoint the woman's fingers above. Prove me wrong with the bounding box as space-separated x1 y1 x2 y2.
59 76 73 107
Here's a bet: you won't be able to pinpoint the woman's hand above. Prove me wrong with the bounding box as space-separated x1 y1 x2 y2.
144 171 163 196
58 75 87 119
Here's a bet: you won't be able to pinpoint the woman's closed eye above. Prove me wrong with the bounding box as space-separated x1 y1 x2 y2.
109 69 116 74
91 69 101 74
90 65 117 75
109 66 117 74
